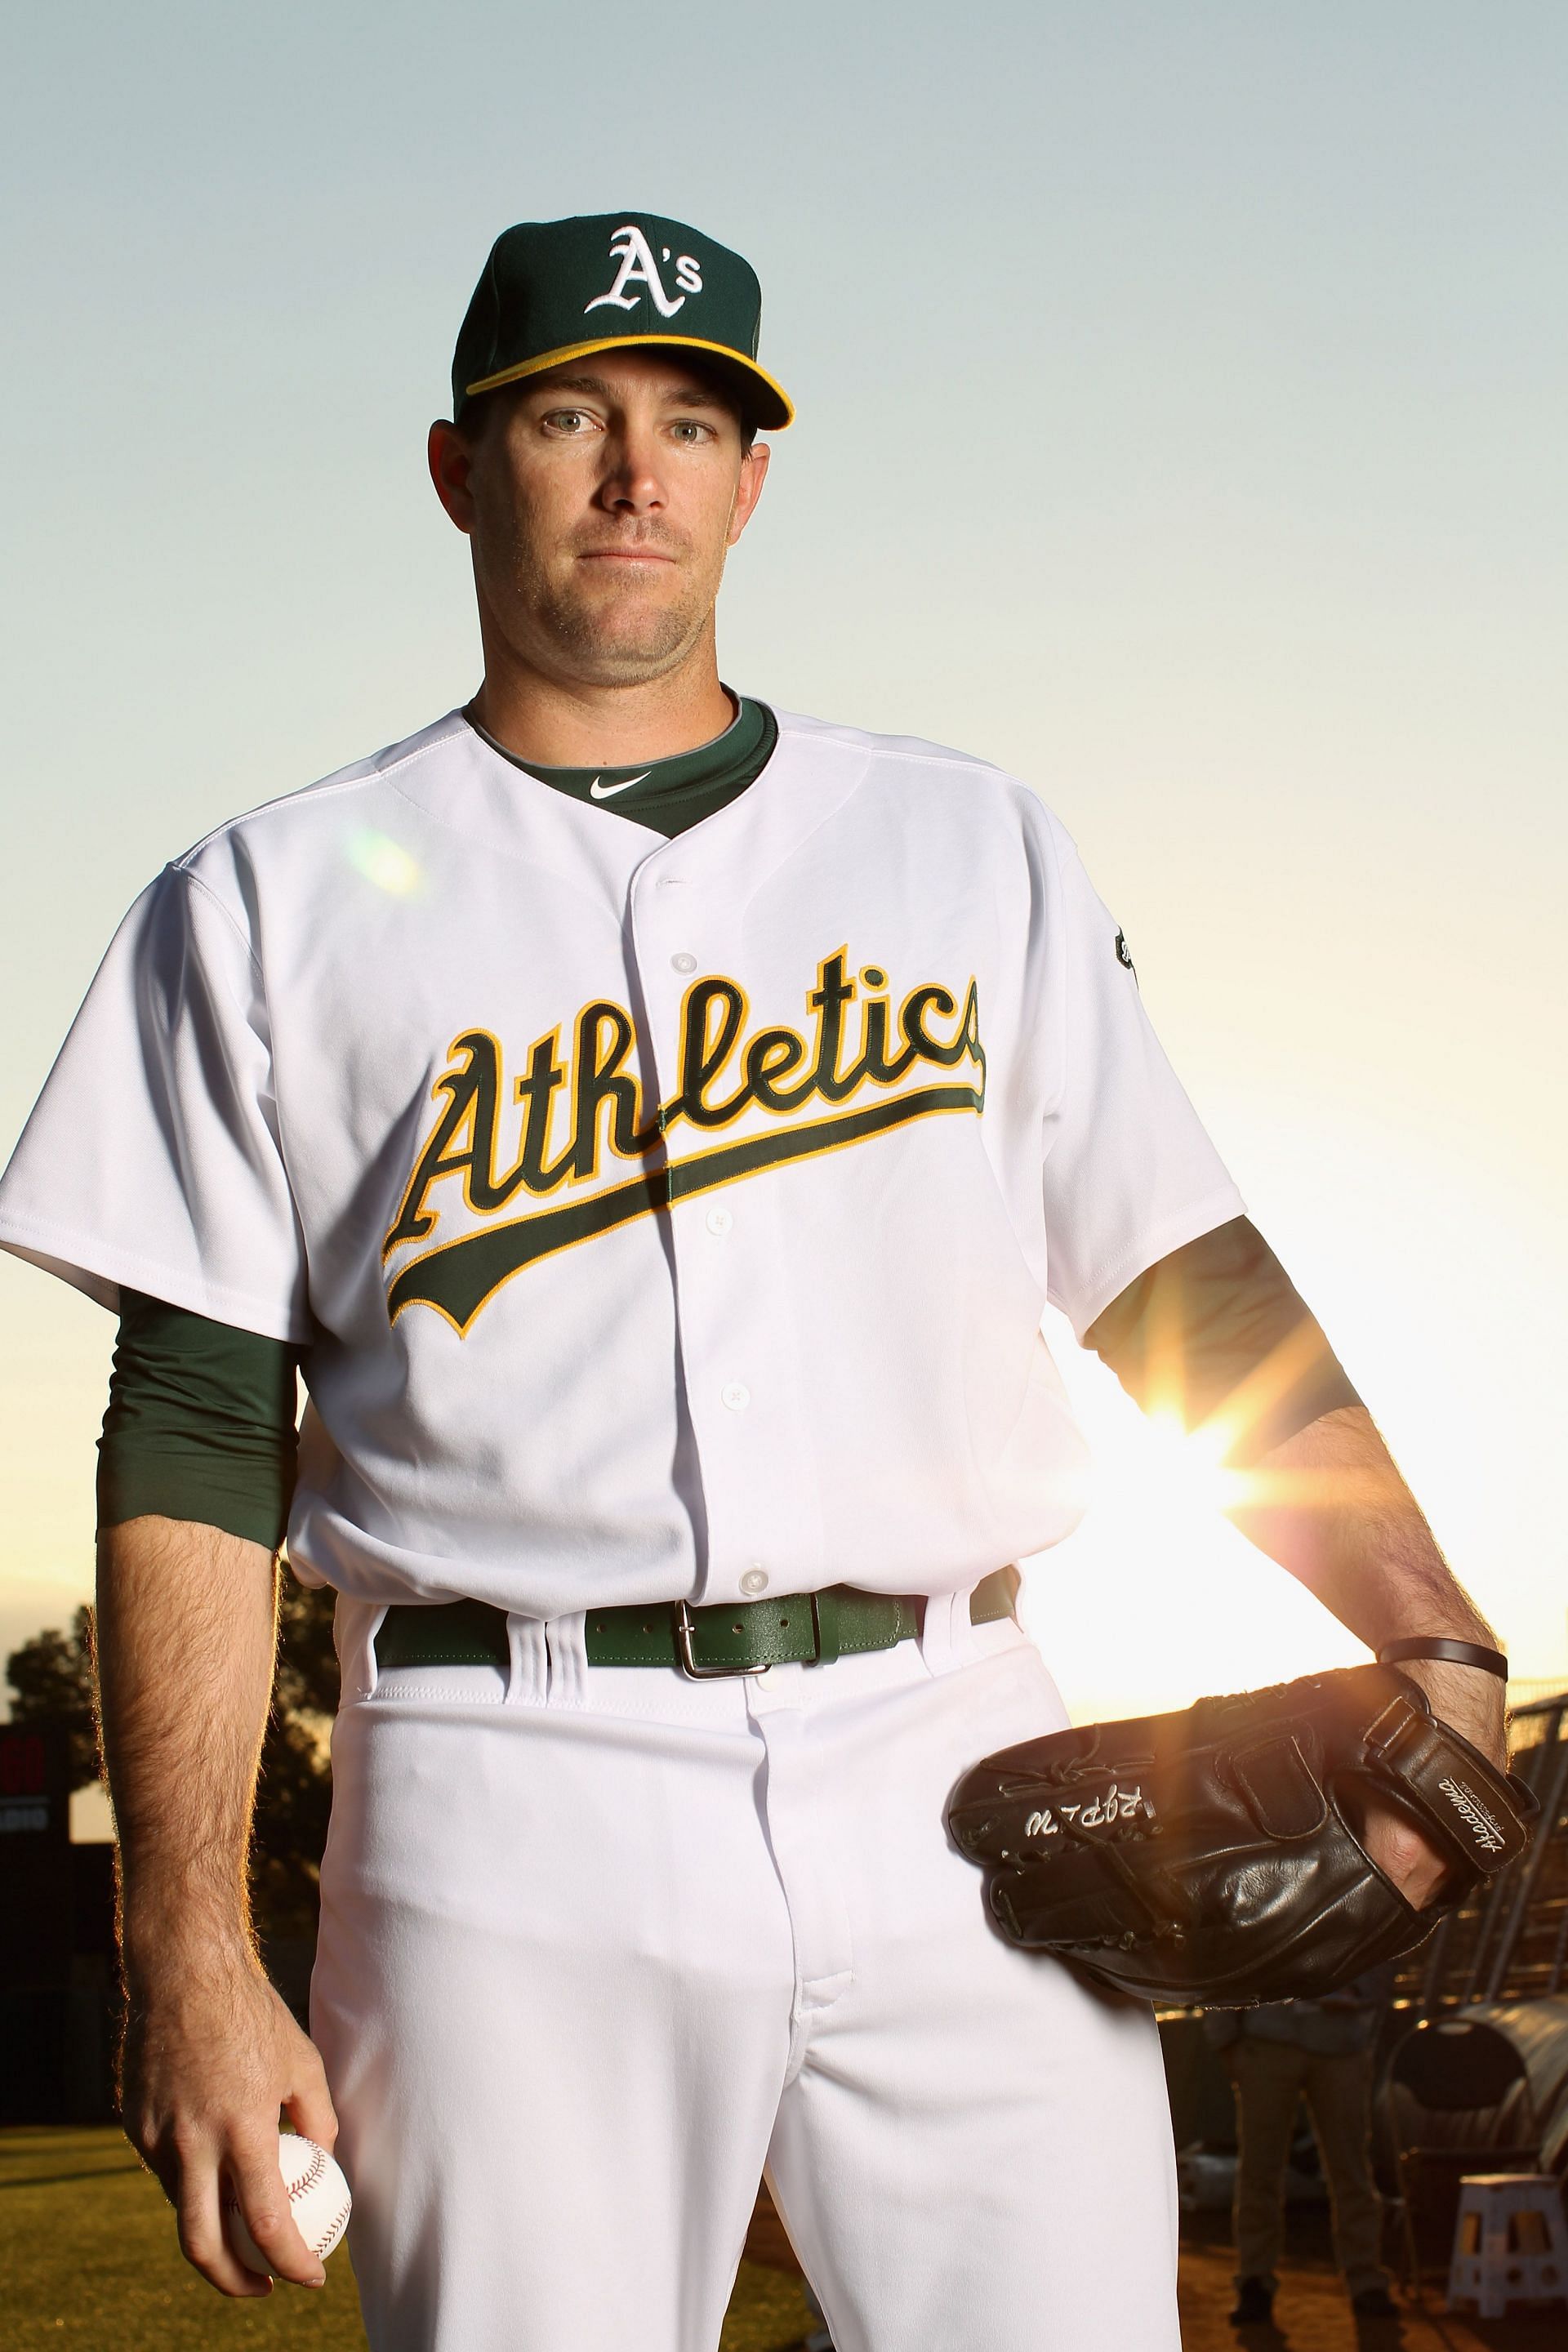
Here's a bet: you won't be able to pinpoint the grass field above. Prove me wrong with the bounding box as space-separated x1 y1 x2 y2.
1 2127 813 2350
16 2127 1568 2351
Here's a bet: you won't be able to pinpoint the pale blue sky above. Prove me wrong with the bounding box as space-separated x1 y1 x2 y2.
3 2 1565 1712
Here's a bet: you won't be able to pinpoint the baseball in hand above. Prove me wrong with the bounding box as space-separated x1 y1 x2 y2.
225 2133 352 2275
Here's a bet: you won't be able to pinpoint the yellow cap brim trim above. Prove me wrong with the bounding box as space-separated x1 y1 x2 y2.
465 333 795 429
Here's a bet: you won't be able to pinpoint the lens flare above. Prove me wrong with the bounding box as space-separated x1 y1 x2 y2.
349 830 423 898
1020 1325 1368 1723
1140 1410 1254 1517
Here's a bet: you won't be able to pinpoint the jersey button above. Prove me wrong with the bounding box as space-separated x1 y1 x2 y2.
670 951 697 974
740 1567 768 1597
721 1380 751 1413
706 1205 733 1236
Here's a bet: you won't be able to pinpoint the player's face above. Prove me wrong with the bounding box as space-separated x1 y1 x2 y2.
430 350 768 688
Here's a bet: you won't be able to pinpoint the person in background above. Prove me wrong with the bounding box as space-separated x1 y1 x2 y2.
1207 1968 1400 2327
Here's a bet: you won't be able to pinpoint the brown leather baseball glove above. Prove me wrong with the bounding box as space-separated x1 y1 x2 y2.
945 1664 1536 2007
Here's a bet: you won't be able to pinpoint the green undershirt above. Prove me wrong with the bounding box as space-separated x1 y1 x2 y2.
99 1291 301 1549
467 692 777 838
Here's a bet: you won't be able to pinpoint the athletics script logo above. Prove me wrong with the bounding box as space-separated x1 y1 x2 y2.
384 949 984 1332
585 224 704 319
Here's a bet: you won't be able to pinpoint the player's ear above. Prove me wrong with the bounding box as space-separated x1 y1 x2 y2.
428 421 477 536
727 439 770 548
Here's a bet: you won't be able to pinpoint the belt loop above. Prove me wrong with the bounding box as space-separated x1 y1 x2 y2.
336 1595 385 1702
810 1589 840 1666
545 1610 590 1708
506 1613 549 1706
918 1589 968 1677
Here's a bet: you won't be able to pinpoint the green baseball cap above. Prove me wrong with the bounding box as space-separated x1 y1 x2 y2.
452 211 794 430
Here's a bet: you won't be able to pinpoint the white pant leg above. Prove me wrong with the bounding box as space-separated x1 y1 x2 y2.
312 1662 795 2352
312 1616 1179 2352
760 1625 1182 2352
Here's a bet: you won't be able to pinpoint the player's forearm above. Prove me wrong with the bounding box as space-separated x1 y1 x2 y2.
96 1515 279 1977
1231 1403 1490 1644
1228 1401 1503 1759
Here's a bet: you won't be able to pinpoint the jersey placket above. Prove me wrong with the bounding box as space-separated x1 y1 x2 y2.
626 840 825 1610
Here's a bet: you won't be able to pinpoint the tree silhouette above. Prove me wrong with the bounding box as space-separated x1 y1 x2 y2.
5 1603 100 1789
5 1570 338 1943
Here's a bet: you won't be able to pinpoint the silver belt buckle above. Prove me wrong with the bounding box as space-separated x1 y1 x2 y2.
675 1599 773 1681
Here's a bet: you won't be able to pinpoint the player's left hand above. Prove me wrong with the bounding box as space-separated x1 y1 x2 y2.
1358 1652 1508 1910
1356 1799 1450 1910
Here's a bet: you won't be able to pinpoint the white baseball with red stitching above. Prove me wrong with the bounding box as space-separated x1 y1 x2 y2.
225 2133 351 2275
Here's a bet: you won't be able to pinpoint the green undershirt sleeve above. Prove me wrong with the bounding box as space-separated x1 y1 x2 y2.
1084 1217 1361 1465
97 1290 303 1550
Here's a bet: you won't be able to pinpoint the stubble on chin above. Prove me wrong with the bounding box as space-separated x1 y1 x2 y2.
480 510 726 686
534 576 704 682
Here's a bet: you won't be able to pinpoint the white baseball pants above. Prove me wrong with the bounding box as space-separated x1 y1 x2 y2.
312 1593 1180 2352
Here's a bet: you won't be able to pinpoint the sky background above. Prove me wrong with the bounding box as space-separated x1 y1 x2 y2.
2 1 1564 1728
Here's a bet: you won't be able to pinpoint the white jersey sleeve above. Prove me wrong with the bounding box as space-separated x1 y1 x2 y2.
1037 818 1245 1339
0 864 308 1340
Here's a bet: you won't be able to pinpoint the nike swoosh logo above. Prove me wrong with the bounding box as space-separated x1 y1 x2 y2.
588 772 652 800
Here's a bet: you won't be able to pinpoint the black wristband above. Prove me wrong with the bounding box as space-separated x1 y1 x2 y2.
1377 1637 1509 1682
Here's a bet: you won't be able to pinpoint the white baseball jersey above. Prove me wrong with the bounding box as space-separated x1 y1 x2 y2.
0 709 1243 1615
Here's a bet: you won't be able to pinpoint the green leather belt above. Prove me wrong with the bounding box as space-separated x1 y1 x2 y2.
376 1566 1019 1680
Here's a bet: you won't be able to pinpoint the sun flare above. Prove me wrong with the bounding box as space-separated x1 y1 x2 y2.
1018 1330 1365 1728
1116 1410 1253 1521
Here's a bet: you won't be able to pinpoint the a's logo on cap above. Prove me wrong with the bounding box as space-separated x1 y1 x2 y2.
585 223 703 320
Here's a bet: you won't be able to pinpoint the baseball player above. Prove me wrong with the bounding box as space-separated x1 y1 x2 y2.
0 211 1505 2352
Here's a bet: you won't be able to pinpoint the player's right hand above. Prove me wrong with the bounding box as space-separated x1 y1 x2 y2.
120 1950 340 2297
